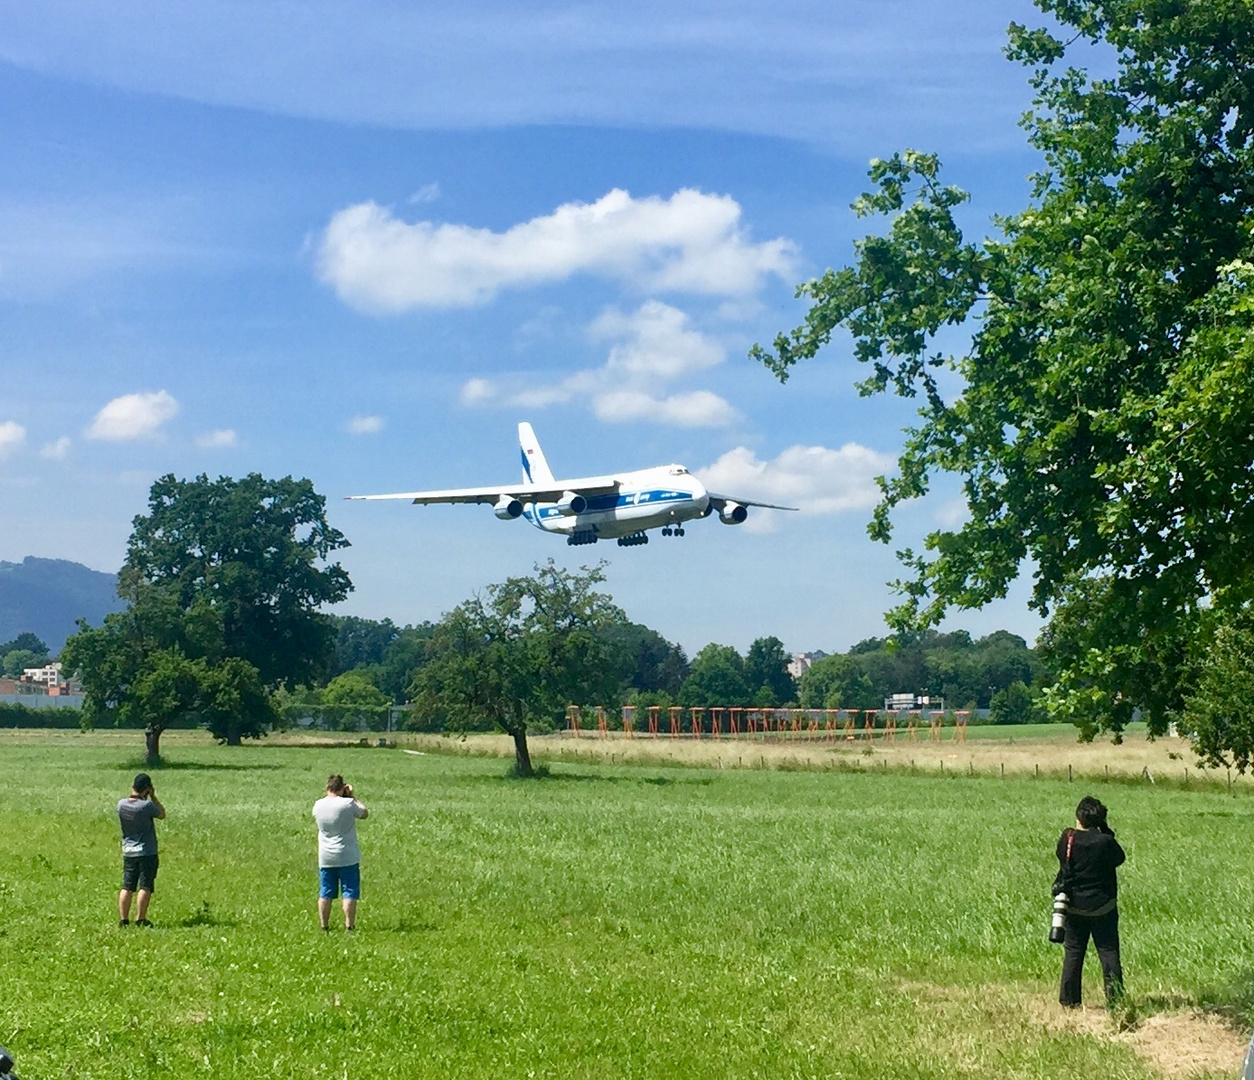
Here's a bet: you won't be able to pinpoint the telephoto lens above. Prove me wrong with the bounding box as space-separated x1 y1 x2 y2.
1048 893 1068 944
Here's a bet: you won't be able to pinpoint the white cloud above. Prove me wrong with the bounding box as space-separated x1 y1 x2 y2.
86 391 179 441
464 301 738 428
0 420 26 458
594 389 738 427
317 188 796 312
346 415 385 435
40 436 71 460
196 429 237 448
697 444 897 520
408 183 441 204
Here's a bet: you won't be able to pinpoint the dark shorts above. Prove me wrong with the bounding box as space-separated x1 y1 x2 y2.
319 864 361 900
121 854 159 892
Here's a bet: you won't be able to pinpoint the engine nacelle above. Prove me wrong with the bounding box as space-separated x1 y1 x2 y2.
553 491 588 517
494 496 524 520
719 502 748 525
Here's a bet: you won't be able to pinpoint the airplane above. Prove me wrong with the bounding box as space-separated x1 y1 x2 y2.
347 422 797 547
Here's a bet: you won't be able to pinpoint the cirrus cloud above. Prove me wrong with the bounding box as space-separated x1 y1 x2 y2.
317 188 796 312
86 391 179 441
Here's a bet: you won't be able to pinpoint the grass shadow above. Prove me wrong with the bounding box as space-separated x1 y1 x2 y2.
1196 969 1254 1026
176 901 238 929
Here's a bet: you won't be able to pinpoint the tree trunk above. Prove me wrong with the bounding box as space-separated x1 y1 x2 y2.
511 727 533 777
227 730 241 746
144 723 164 766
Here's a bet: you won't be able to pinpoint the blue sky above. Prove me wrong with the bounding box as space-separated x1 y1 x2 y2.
0 1 1060 656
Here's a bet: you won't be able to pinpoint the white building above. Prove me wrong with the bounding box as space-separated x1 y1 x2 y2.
22 661 63 687
787 651 828 680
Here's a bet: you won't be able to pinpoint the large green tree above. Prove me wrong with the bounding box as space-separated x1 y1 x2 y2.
63 473 350 761
409 561 626 776
754 2 1254 741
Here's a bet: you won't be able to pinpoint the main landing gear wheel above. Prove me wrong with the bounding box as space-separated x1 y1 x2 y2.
566 530 598 546
617 532 649 547
661 526 685 537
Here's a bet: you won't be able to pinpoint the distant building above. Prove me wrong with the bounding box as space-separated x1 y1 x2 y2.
22 661 62 686
788 651 828 680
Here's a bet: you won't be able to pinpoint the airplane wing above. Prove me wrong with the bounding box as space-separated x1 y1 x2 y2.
707 492 800 512
347 474 621 505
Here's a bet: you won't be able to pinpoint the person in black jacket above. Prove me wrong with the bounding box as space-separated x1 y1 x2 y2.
1053 795 1126 1007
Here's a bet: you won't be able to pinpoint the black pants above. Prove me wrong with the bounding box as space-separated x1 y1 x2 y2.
1060 907 1122 1006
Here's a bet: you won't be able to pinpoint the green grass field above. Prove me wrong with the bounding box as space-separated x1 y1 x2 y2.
3 731 1252 1079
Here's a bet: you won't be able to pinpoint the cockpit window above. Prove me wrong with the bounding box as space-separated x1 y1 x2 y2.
669 466 688 475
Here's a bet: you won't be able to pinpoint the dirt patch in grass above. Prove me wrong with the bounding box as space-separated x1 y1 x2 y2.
904 980 1249 1078
1119 1012 1248 1079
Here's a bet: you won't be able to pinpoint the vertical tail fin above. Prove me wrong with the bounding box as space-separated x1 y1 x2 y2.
519 422 555 486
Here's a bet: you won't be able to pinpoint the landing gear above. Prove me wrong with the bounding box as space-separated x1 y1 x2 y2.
661 526 685 537
617 532 649 547
566 530 598 546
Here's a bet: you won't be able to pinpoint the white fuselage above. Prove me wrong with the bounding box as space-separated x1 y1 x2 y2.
523 465 710 539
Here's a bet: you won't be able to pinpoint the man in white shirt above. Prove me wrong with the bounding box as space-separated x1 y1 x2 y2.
312 774 369 931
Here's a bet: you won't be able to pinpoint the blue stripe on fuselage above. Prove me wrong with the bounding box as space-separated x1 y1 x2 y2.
530 489 691 520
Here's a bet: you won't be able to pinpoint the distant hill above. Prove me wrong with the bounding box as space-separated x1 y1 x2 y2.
0 557 124 653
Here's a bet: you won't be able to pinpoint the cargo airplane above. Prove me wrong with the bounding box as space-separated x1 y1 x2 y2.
347 422 796 547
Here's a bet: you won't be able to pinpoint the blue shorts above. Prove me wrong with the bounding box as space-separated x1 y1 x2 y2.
319 864 361 900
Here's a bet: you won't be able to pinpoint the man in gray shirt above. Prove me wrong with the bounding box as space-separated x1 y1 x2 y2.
117 772 165 927
313 774 368 931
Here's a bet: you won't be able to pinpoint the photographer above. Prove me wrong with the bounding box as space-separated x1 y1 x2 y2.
313 774 368 931
1053 795 1125 1008
117 772 165 927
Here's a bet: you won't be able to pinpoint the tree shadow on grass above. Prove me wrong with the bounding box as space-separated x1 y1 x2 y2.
115 758 283 773
471 767 710 787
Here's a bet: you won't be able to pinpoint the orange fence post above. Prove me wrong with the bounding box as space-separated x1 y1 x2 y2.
929 712 942 741
729 707 742 736
864 711 877 740
907 710 920 741
808 710 820 737
711 707 724 738
621 705 635 739
596 706 609 738
884 712 897 742
567 704 582 737
669 706 682 739
691 707 705 739
955 710 969 743
844 710 858 740
648 705 660 738
825 709 838 741
790 709 802 734
747 709 759 735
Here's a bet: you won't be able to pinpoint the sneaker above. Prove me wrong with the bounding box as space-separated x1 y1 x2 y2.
135 919 152 927
118 919 129 928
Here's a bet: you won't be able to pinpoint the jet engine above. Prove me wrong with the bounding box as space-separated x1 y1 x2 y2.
553 491 588 517
494 496 524 520
718 502 748 525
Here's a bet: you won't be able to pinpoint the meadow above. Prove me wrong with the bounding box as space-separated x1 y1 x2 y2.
3 729 1252 1079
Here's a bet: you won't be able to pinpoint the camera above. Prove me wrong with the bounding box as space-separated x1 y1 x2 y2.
1048 892 1068 944
0 1044 19 1080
